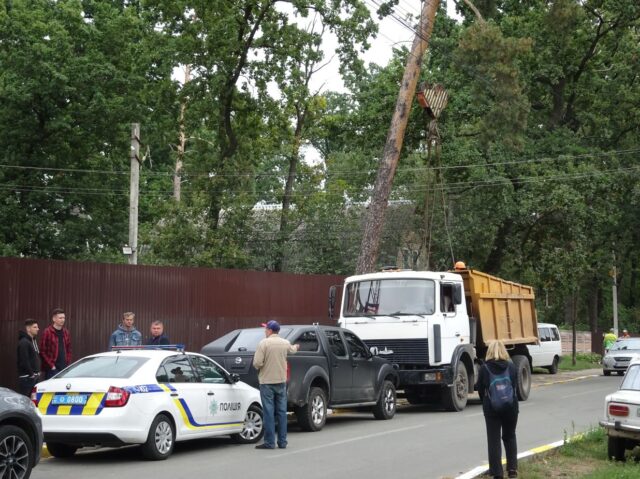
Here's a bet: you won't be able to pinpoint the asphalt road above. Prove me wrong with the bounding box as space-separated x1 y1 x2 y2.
32 369 618 479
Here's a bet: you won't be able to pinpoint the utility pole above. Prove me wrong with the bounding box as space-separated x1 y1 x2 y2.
128 123 141 265
612 251 618 335
355 0 441 275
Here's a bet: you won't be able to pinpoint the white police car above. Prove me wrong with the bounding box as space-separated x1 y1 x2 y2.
32 347 263 460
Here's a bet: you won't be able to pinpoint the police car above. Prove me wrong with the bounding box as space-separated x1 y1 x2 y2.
32 346 263 460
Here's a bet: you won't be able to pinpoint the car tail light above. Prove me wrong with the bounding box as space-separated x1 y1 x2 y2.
104 386 130 407
609 403 629 417
31 387 39 407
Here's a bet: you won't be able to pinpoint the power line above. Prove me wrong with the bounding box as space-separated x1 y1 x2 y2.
1 147 638 180
2 164 637 199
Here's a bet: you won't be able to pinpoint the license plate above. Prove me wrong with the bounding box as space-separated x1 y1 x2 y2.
52 395 88 406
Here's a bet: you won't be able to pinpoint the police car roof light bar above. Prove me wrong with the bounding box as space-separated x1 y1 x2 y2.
112 344 186 352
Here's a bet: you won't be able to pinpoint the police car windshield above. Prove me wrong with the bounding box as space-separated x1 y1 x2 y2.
56 356 149 379
227 327 293 352
344 279 436 317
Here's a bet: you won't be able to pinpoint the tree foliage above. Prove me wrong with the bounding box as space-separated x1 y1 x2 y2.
1 0 639 331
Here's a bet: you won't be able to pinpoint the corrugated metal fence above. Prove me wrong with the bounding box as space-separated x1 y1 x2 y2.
1 257 344 390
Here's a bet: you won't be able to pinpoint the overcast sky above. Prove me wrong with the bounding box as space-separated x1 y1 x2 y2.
310 0 460 93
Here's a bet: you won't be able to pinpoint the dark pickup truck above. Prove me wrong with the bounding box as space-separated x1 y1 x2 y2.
201 324 398 431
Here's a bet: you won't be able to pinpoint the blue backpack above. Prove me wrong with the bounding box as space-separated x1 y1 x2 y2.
484 363 515 412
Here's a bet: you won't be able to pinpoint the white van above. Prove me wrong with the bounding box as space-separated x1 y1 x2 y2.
527 323 563 374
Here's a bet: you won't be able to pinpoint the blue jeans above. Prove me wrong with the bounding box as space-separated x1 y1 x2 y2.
259 383 288 448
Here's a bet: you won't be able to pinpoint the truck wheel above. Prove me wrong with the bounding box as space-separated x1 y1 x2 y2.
603 370 611 376
547 356 559 374
373 380 396 420
404 389 423 405
512 355 531 401
608 435 626 461
441 363 468 411
295 387 327 432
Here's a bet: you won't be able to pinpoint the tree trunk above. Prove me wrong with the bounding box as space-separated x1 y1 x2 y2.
355 0 441 274
274 118 304 272
174 65 191 202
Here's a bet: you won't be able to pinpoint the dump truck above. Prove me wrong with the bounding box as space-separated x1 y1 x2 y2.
329 265 539 411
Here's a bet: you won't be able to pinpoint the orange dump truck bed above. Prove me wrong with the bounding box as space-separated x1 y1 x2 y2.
455 269 538 346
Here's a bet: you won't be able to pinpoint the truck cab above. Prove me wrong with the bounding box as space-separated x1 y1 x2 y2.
336 270 475 411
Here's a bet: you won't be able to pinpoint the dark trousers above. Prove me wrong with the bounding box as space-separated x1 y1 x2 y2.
17 376 38 397
484 410 518 477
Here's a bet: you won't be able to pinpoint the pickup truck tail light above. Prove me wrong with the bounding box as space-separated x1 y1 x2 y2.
104 386 130 407
31 387 39 407
609 403 629 417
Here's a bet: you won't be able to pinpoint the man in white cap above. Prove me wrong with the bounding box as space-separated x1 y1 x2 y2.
253 320 299 450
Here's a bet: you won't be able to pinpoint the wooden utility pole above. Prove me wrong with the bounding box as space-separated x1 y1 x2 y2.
128 123 141 265
355 0 441 274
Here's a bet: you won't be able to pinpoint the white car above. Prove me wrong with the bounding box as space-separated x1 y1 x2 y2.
600 357 640 461
527 323 563 374
33 348 264 460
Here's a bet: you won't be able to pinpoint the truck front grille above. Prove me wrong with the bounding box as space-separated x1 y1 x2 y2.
363 339 429 365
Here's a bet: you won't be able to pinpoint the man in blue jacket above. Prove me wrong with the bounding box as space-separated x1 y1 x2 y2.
109 312 142 350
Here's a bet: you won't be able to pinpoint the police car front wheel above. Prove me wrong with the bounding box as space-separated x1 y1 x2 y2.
141 414 175 460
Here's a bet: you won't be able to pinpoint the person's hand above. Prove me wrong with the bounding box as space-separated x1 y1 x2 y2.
294 344 300 351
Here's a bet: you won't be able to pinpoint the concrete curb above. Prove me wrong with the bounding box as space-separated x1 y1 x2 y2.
455 439 564 479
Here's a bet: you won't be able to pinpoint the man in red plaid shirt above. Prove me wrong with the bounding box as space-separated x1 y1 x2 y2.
39 308 72 379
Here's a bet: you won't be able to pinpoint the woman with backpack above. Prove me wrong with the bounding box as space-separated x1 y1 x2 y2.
478 340 519 479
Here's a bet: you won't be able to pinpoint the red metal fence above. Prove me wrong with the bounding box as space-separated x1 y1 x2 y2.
1 257 344 390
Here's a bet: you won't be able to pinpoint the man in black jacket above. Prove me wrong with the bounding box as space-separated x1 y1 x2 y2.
17 319 41 396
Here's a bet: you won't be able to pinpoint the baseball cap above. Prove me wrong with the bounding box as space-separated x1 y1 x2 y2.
261 320 280 332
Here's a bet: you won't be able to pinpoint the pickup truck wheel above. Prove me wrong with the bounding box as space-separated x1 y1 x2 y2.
295 387 327 432
608 435 626 461
373 380 396 420
441 363 468 411
603 370 611 376
512 355 531 401
547 356 559 374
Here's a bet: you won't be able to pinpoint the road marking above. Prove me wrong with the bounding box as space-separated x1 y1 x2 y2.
561 386 618 399
455 434 585 478
267 423 428 458
532 373 600 388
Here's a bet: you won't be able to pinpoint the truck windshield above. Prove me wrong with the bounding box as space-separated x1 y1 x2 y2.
344 279 435 317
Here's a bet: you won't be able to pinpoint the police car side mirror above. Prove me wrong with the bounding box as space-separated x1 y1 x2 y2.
229 373 240 383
